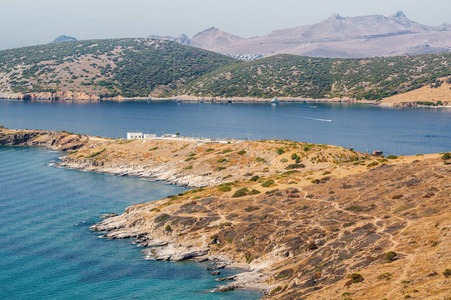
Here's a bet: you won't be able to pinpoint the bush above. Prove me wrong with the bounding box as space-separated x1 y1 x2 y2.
165 225 172 231
184 165 193 170
249 175 259 182
218 185 232 192
285 163 305 170
237 150 246 155
385 251 397 262
206 148 214 152
386 155 397 159
261 180 275 188
149 147 159 151
443 268 451 278
307 242 317 251
217 166 227 171
280 158 288 163
216 158 227 163
232 188 249 197
250 189 261 195
255 157 265 162
347 273 364 283
442 152 451 161
276 148 285 155
367 161 379 168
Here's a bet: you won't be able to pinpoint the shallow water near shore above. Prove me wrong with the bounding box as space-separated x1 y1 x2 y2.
0 99 450 155
0 146 261 300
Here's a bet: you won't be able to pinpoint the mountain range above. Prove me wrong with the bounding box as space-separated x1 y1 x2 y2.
149 11 451 58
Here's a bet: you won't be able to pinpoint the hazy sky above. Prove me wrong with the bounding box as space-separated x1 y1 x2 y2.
1 0 450 50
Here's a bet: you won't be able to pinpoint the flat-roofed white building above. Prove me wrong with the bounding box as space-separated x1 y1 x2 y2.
143 134 157 139
127 132 143 139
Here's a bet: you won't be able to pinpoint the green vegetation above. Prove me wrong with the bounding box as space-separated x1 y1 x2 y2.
443 268 451 278
347 273 364 283
385 251 397 262
232 188 249 198
218 185 232 192
0 38 237 96
176 53 451 100
149 147 159 151
86 149 106 158
276 148 285 155
237 150 246 155
261 179 275 188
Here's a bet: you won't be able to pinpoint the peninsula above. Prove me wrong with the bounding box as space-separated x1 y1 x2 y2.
0 127 450 299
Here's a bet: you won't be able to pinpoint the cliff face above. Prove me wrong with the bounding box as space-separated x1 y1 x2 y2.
0 128 88 151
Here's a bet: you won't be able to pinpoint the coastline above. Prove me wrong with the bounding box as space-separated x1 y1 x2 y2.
1 128 450 299
2 91 451 108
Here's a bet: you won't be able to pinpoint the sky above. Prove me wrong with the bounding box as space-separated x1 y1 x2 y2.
0 0 450 50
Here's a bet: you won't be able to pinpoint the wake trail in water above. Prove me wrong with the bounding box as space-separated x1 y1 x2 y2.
279 115 333 122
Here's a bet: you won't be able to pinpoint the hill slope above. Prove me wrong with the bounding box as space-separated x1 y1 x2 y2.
0 38 238 98
1 39 451 101
174 53 451 100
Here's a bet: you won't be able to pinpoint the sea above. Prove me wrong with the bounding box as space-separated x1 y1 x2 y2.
0 100 450 299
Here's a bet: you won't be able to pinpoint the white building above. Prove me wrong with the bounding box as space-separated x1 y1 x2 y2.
127 132 143 139
143 134 157 139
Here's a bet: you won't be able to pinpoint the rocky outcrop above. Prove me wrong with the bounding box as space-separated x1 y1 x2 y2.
0 91 100 101
0 128 88 151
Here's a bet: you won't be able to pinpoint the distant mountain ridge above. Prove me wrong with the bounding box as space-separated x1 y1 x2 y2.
148 11 451 58
50 35 78 44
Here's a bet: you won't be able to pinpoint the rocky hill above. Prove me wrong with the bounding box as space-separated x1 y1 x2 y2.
1 127 450 299
150 11 451 58
0 38 237 99
49 35 78 44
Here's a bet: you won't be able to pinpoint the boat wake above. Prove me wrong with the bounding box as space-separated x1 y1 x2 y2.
280 115 333 122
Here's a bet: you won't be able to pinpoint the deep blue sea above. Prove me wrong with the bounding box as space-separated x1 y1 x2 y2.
0 100 450 155
0 100 450 299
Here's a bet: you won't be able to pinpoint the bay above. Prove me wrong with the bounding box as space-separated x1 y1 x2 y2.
1 100 450 155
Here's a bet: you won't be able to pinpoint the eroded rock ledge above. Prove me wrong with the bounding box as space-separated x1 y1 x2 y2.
1 127 450 299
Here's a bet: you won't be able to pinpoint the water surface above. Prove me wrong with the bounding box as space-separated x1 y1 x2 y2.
1 100 450 155
0 146 261 300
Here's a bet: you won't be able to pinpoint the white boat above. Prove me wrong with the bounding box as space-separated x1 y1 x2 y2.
271 97 279 104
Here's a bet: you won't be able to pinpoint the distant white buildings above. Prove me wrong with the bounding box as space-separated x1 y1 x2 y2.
127 132 143 139
227 54 264 61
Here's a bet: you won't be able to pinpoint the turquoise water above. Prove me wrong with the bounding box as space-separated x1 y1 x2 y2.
0 146 261 300
0 100 450 155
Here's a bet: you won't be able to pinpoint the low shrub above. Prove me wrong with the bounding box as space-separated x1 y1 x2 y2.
261 180 275 188
218 185 232 192
232 188 249 197
237 150 246 155
347 273 364 283
443 268 451 278
385 251 397 262
249 175 260 182
276 148 285 155
285 163 305 170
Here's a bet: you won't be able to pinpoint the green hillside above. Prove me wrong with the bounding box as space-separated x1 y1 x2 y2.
1 39 450 100
174 53 451 100
0 38 238 98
